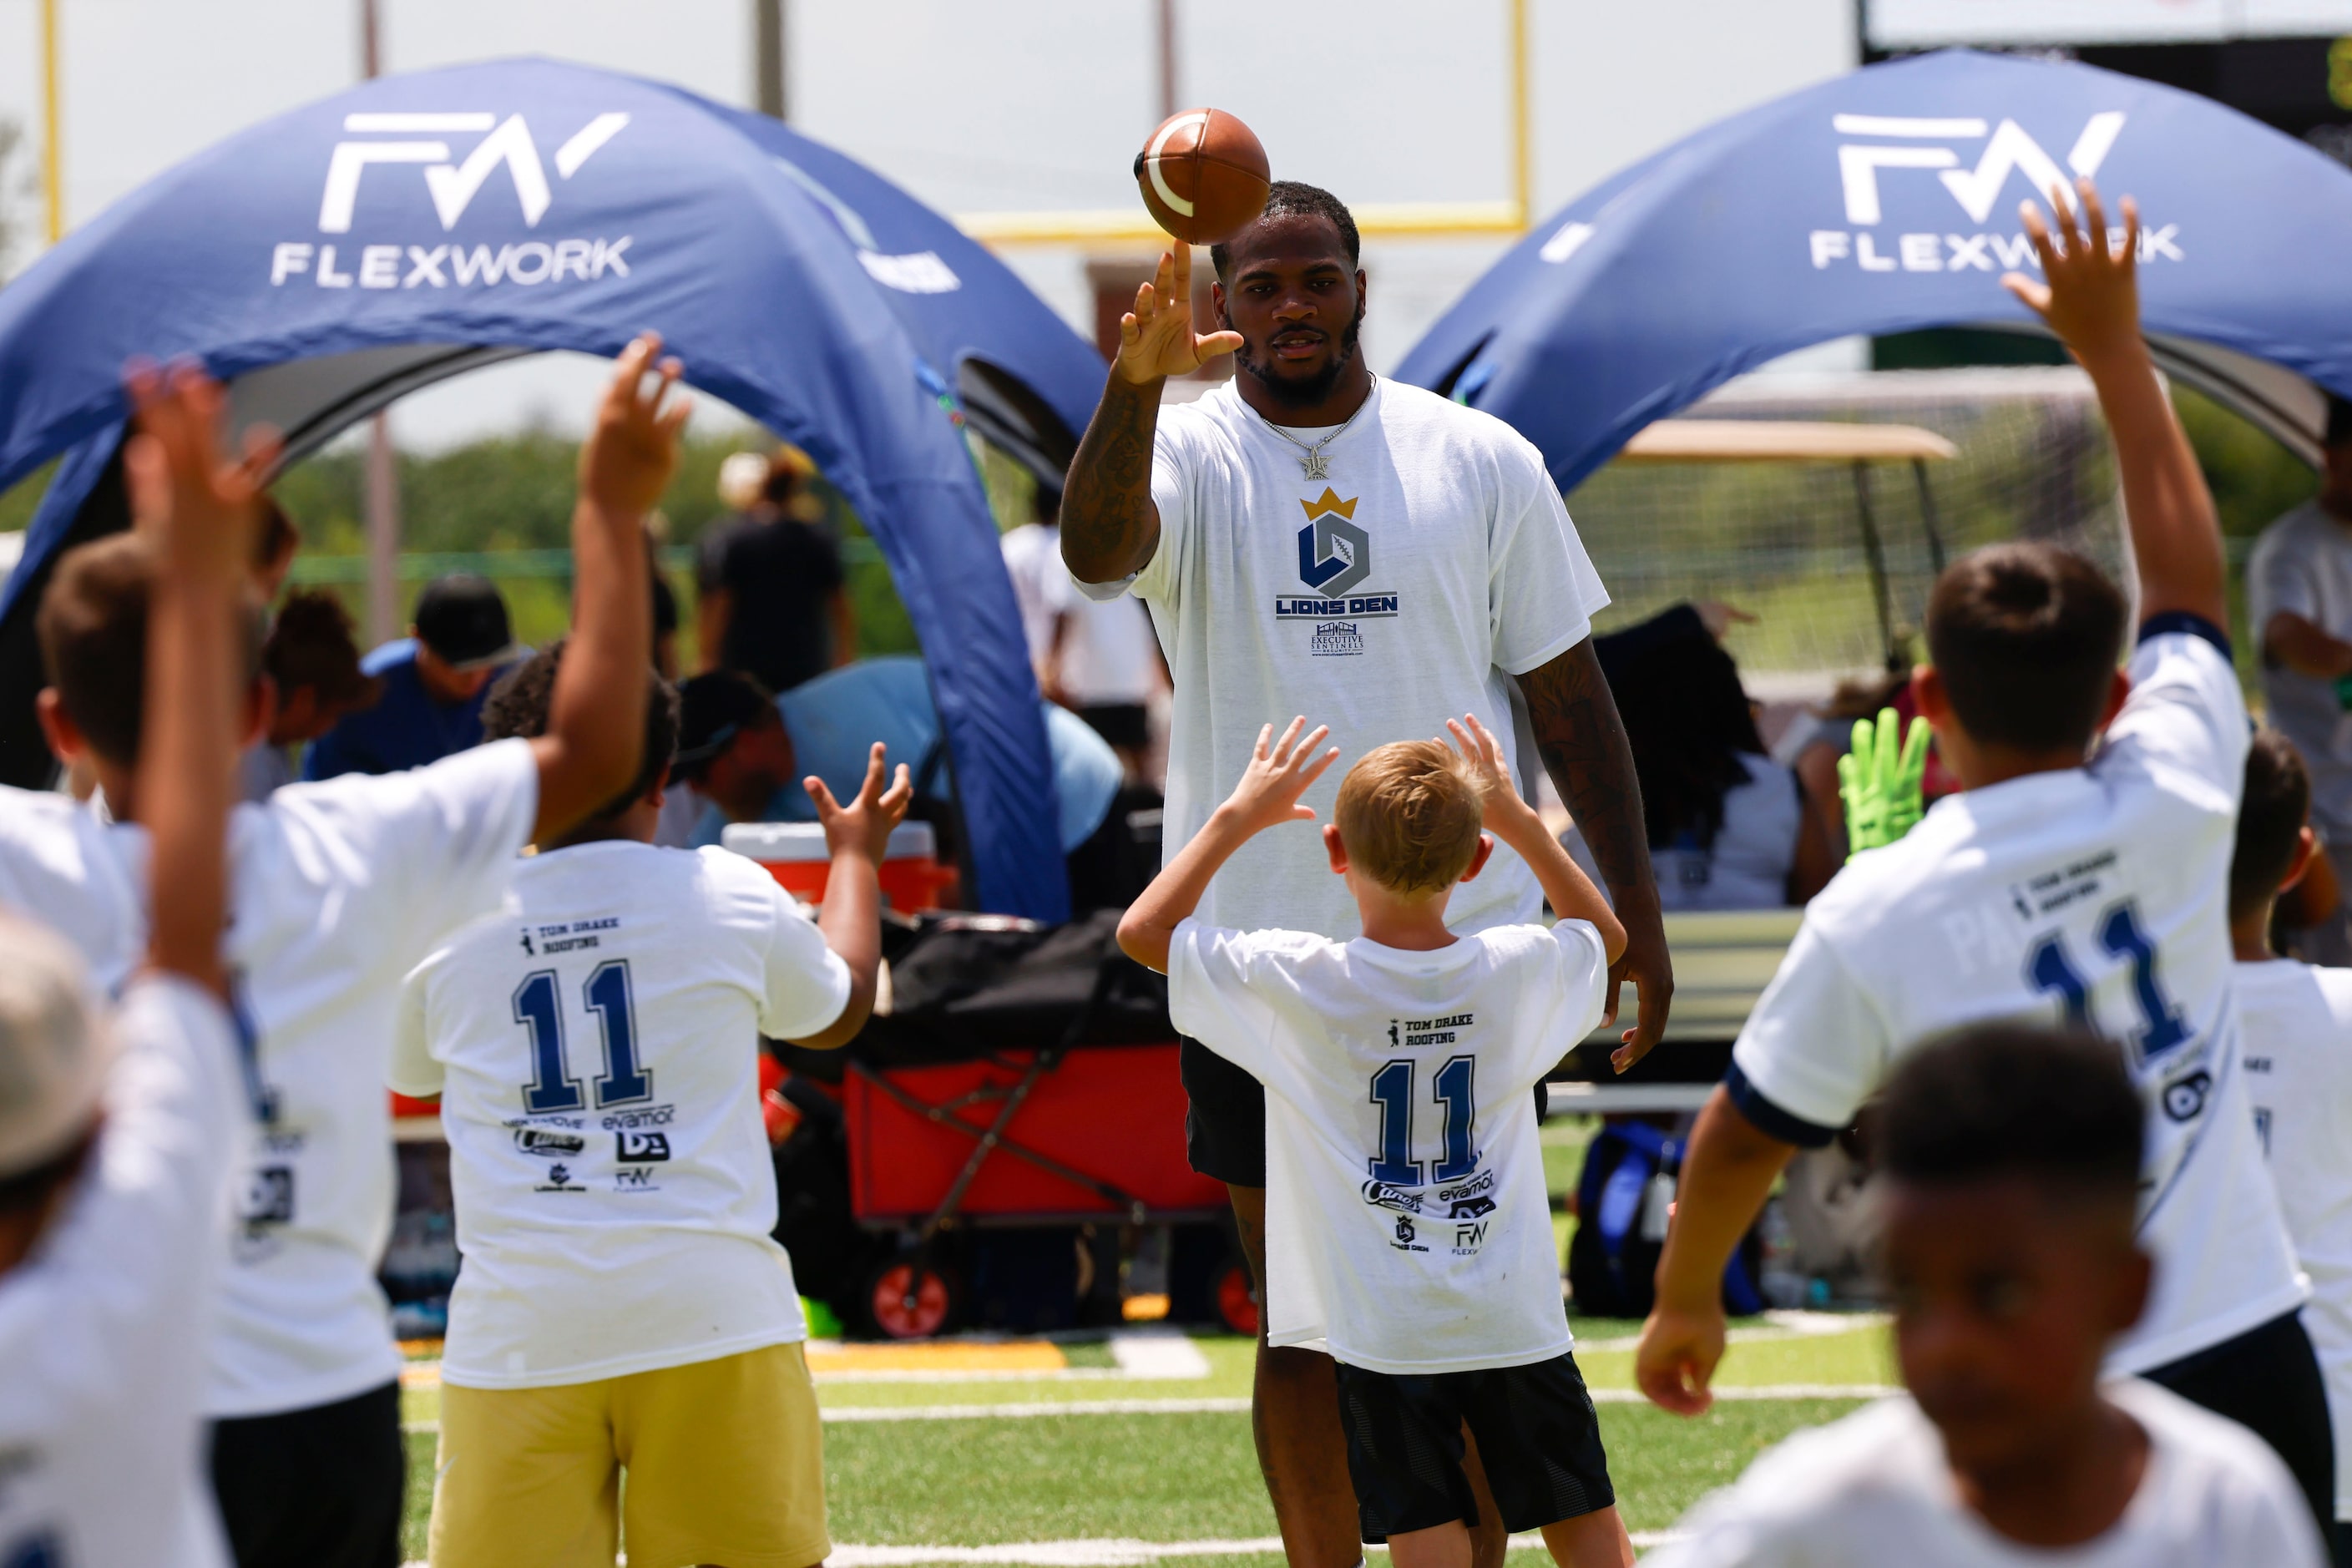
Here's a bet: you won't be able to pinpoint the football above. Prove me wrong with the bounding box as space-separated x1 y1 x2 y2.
1133 108 1271 246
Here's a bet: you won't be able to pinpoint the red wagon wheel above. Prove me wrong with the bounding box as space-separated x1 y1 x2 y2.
869 1259 956 1340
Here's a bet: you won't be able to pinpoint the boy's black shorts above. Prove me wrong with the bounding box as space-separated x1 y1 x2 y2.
1180 1035 1265 1188
1333 1352 1616 1540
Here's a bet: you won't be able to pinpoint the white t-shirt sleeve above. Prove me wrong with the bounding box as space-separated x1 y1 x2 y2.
2102 630 2250 805
1495 921 1611 1086
1165 918 1288 1080
1727 913 1891 1140
753 878 856 1042
1120 416 1199 608
1487 434 1610 676
387 958 447 1100
2250 524 2319 626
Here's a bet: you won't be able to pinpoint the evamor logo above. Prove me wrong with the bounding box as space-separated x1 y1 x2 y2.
1533 110 2182 281
272 110 635 292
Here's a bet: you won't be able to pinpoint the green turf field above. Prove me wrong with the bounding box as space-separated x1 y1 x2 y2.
394 1312 1893 1564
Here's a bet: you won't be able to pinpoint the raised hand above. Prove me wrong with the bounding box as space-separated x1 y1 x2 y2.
1114 245 1244 386
807 742 915 865
2002 177 2142 369
122 360 276 591
1445 714 1520 824
1837 707 1930 860
1216 716 1339 838
580 332 691 521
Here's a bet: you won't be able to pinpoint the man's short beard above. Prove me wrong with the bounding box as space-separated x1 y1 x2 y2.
1234 314 1363 410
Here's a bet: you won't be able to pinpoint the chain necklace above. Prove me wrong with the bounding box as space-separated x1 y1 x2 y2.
1261 374 1377 481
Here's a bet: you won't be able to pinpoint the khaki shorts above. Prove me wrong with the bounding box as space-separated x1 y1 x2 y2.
428 1340 827 1568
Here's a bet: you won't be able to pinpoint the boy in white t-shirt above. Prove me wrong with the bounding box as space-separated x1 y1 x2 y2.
22 338 684 1568
1634 177 2334 1535
1652 1022 2325 1568
391 640 908 1568
1120 714 1631 1568
2231 727 2352 1564
0 363 264 1565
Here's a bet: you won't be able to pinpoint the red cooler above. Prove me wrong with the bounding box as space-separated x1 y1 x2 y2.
721 821 959 913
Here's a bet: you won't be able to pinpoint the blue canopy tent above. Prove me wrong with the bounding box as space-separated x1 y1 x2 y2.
0 57 1108 921
1399 49 2352 492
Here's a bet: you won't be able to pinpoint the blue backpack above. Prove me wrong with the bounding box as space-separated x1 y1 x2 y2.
1566 1118 1763 1319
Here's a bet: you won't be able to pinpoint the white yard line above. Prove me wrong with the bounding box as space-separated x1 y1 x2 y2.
1108 1328 1213 1379
399 1384 1884 1437
404 1535 1689 1568
1575 1310 1887 1354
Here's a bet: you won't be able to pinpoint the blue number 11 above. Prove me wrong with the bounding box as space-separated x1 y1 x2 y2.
2026 900 2190 1062
1366 1055 1479 1187
514 960 650 1114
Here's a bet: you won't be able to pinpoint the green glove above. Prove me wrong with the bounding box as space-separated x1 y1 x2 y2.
1836 707 1930 861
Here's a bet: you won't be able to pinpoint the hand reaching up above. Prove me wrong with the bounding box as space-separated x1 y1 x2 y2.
807 742 915 865
1215 717 1340 837
579 332 690 521
1114 245 1244 386
122 361 276 592
2002 178 2142 371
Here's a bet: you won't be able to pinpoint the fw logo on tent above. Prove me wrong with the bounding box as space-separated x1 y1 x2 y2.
270 111 635 294
1808 112 2182 276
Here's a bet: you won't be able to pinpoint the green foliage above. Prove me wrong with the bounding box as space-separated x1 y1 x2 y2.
2175 383 2319 544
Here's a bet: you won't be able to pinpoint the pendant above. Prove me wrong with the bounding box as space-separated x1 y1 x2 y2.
1300 450 1329 480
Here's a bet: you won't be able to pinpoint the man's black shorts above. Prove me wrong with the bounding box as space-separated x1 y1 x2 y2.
2143 1308 2336 1545
210 1379 405 1568
1333 1353 1616 1540
1180 1035 1265 1188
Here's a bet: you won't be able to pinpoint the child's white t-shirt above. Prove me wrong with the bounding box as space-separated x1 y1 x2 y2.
2238 956 2352 1520
1647 1378 2325 1567
392 841 850 1389
1166 915 1610 1373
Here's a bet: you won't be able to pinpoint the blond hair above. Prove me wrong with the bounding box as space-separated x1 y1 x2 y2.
1334 740 1486 896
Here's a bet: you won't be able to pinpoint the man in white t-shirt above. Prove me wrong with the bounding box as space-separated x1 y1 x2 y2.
1061 180 1667 1566
1119 714 1631 1567
1651 1024 2326 1568
2248 398 2352 964
2231 728 2352 1563
21 337 685 1568
0 362 263 1567
1634 180 2334 1535
392 643 908 1568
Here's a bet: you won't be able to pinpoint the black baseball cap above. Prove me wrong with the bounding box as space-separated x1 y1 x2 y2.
412 574 518 670
673 671 777 779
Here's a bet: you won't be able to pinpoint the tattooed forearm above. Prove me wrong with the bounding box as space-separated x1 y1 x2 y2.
1061 370 1165 584
1516 640 1659 912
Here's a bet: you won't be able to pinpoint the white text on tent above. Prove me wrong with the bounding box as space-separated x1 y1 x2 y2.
1807 225 2183 273
268 238 634 290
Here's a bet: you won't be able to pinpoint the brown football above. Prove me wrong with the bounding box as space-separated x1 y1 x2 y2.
1133 108 1271 246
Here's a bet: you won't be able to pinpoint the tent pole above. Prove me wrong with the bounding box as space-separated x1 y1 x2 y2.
1156 0 1180 124
359 0 401 646
1853 460 1897 671
1508 0 1530 226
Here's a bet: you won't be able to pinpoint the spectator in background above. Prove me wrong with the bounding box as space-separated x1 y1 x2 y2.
240 589 384 802
2251 395 2352 962
1591 601 1834 909
699 448 856 691
655 661 1120 862
646 517 680 680
1001 486 1166 786
302 572 518 780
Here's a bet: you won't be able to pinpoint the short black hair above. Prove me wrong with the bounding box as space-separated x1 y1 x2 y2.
1925 542 2127 754
481 638 677 823
37 533 265 766
1211 180 1361 282
2233 728 2313 924
2327 394 2352 450
1879 1022 2142 1201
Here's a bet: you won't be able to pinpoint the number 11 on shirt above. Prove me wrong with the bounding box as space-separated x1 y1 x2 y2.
1368 1055 1479 1187
515 959 653 1114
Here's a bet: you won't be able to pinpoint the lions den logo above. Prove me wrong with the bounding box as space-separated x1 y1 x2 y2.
1273 490 1399 639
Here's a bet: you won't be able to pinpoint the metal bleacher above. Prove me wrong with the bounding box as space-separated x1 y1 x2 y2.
1546 908 1803 1116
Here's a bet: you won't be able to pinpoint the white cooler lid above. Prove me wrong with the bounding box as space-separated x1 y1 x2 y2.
721 819 938 863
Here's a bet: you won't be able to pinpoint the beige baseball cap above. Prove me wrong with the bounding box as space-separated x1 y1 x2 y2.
0 914 115 1181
